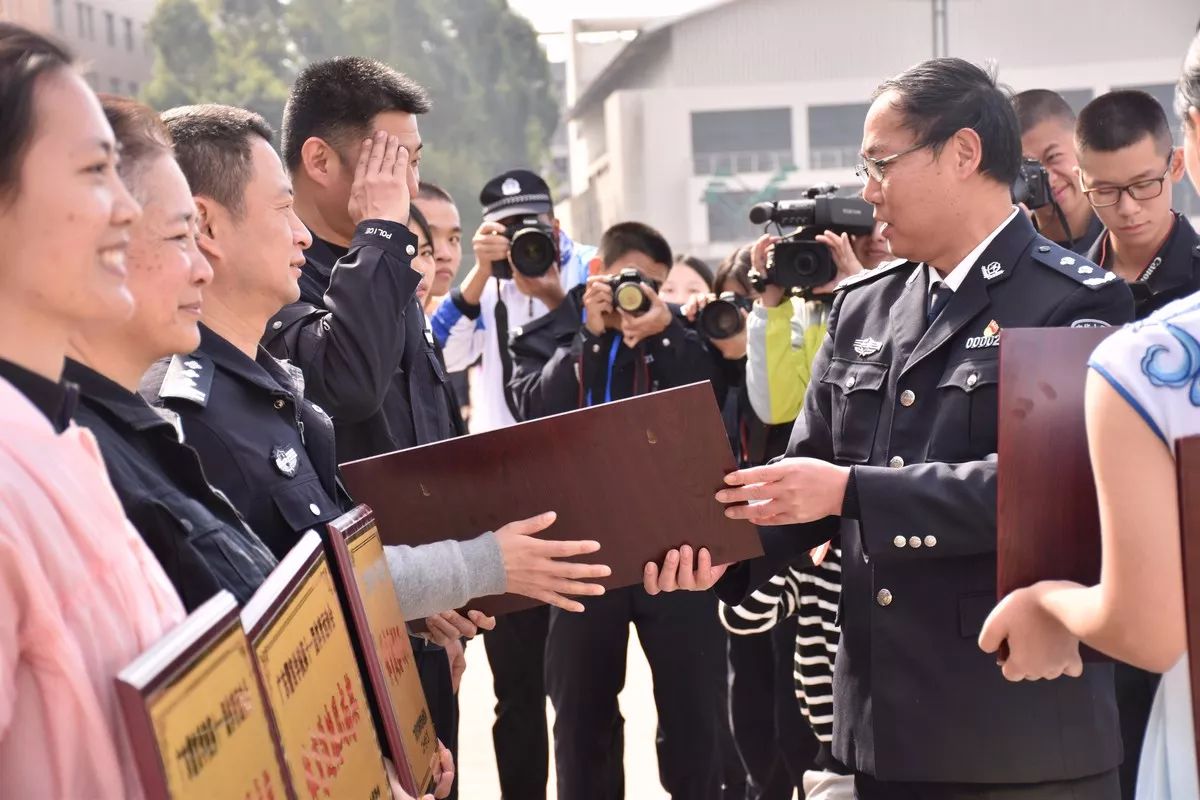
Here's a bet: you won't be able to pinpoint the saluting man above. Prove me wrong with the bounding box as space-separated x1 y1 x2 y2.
646 58 1134 799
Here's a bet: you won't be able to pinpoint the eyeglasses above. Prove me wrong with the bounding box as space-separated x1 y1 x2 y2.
1080 151 1174 208
854 144 926 185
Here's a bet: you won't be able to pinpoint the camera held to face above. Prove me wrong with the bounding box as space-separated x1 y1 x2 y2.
606 268 658 316
695 292 753 340
492 216 558 279
1011 157 1052 211
748 185 875 293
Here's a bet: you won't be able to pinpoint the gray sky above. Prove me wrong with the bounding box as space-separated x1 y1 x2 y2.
508 0 715 33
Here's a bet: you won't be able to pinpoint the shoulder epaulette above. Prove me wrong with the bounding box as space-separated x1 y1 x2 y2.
1029 240 1117 290
835 258 916 292
157 353 213 407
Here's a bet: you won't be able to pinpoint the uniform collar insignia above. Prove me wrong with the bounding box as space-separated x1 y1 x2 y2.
981 261 1004 280
272 445 299 478
853 337 884 357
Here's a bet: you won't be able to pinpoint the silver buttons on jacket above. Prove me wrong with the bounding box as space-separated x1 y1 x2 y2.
966 373 979 388
899 390 916 407
308 503 321 516
406 244 416 256
273 399 285 410
908 536 922 548
876 588 893 607
924 535 938 547
893 535 906 548
847 376 857 389
888 456 905 468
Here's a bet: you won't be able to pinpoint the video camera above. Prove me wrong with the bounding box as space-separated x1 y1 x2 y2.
1011 157 1052 210
748 185 875 292
492 216 558 279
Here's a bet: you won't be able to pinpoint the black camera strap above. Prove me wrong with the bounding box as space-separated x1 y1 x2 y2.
491 276 525 422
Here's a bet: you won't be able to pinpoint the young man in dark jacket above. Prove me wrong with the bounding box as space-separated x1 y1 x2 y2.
508 221 729 800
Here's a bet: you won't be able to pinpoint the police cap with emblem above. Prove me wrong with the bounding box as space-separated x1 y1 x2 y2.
480 169 554 223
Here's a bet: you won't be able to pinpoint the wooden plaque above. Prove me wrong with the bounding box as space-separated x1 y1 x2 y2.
116 591 291 800
242 531 391 800
1175 435 1200 770
325 505 438 796
339 382 763 617
997 327 1116 598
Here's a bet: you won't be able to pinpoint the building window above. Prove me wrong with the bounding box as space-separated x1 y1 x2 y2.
704 186 810 244
808 103 870 170
105 11 115 46
124 18 134 51
53 0 65 31
109 77 121 94
1057 88 1093 115
691 108 795 176
128 81 139 97
1115 82 1200 218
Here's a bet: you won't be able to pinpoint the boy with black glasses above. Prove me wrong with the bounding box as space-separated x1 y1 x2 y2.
1077 89 1200 319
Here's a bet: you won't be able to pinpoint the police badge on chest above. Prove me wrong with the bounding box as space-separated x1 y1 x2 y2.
272 445 299 477
965 319 1001 350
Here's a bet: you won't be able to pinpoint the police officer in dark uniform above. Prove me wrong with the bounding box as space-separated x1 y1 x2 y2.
649 58 1135 799
69 357 277 607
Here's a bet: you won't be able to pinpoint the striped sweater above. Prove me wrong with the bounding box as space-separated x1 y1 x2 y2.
718 550 842 743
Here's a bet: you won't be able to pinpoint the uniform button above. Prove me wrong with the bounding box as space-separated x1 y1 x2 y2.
888 456 905 468
271 320 282 330
273 399 285 410
899 389 916 407
1037 245 1051 253
876 588 893 607
924 535 938 547
893 535 906 548
308 503 321 516
662 338 671 347
311 404 324 415
405 244 416 256
592 343 601 353
846 376 857 389
909 536 922 548
966 373 979 388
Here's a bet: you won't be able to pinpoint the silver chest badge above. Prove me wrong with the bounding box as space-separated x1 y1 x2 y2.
853 337 884 357
272 445 299 478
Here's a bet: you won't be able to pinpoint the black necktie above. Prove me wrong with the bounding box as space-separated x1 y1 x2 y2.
927 282 954 326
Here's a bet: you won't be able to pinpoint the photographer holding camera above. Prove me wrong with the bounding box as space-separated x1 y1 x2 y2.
1012 89 1104 254
508 221 728 799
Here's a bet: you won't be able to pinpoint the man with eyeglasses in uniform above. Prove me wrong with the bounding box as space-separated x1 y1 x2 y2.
643 57 1134 799
1074 88 1200 800
1077 90 1200 321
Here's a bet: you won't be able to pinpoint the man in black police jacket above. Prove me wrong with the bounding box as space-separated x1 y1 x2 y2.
649 58 1135 798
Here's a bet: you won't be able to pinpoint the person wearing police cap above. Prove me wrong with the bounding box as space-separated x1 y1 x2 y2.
645 58 1134 798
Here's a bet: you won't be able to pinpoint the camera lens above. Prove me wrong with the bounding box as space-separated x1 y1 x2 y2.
699 300 744 340
793 251 819 277
614 282 649 313
510 228 556 277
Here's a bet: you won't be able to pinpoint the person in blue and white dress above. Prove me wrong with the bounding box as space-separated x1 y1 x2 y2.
979 29 1200 799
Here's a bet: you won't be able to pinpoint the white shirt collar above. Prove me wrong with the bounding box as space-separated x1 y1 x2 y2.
926 207 1020 293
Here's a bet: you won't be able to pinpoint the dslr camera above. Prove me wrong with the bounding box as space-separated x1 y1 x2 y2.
605 268 659 316
1012 157 1052 210
492 216 558 279
695 292 754 340
748 185 875 292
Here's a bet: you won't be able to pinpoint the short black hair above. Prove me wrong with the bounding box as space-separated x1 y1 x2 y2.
598 221 673 268
1076 90 1173 155
281 56 431 172
673 254 714 290
714 247 754 296
1012 89 1076 135
0 22 74 202
162 104 273 218
407 202 432 245
873 57 1021 185
1178 31 1200 130
417 181 454 205
100 95 173 202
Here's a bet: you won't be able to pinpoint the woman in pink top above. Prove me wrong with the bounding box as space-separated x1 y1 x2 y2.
0 23 185 798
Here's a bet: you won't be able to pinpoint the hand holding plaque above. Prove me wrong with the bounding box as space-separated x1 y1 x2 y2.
495 511 611 613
